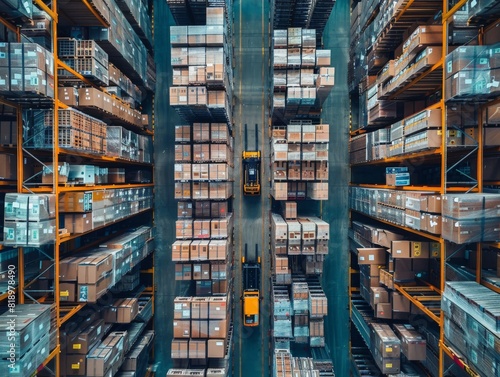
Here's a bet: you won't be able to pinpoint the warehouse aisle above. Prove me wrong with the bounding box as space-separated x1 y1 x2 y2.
232 0 271 375
320 1 351 376
153 2 184 375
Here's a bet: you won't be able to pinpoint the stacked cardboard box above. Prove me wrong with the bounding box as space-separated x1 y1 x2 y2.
88 0 152 90
272 29 334 123
442 193 500 243
0 42 54 98
445 44 500 100
271 122 329 200
351 187 446 235
58 227 153 303
273 349 325 377
58 187 153 233
442 281 500 377
370 323 401 374
171 295 231 360
0 304 52 376
24 108 107 155
169 8 232 123
271 214 329 257
3 193 56 247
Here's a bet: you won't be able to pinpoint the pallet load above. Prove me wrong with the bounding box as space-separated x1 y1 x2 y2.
272 29 335 124
169 7 233 124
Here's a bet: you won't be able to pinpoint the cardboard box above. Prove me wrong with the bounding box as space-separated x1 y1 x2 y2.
394 324 426 361
116 298 139 323
171 340 189 359
173 320 191 338
60 282 76 302
393 259 414 282
392 291 411 312
207 339 226 358
427 214 442 235
77 254 112 284
357 248 387 265
391 241 410 258
188 340 206 359
426 195 442 213
67 319 104 355
191 319 209 338
65 354 86 375
376 229 405 248
370 287 389 308
386 172 410 186
64 213 93 234
375 302 392 319
208 319 227 338
78 274 111 302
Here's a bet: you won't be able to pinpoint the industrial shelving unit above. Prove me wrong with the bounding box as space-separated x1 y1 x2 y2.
0 0 155 375
349 0 500 376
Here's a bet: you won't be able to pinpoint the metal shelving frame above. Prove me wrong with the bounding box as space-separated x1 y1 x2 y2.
0 0 156 375
349 0 500 376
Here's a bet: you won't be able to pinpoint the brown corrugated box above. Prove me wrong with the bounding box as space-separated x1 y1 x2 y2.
173 320 191 338
64 354 86 375
208 318 227 338
177 201 193 218
60 256 88 281
357 248 387 265
375 302 392 319
67 319 105 355
207 339 226 358
188 339 206 359
116 298 139 323
394 324 426 361
77 254 112 284
64 213 92 234
77 274 112 303
191 319 209 338
209 296 227 319
370 287 389 309
174 297 191 319
171 339 189 359
391 241 410 258
191 297 209 319
58 87 79 106
392 291 411 313
60 282 76 302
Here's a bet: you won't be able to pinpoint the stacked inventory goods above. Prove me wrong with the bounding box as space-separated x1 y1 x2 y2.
351 187 447 235
57 226 153 303
442 281 500 377
272 29 334 124
88 0 152 90
171 121 233 368
58 38 109 86
0 304 53 376
170 7 233 124
445 44 500 100
271 213 329 258
272 0 335 40
3 193 56 246
441 193 500 244
273 349 327 377
58 187 153 234
24 108 107 155
166 0 231 27
272 283 293 341
58 86 145 128
271 122 329 200
171 296 232 361
167 368 228 376
0 42 54 98
60 301 154 376
370 323 401 374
